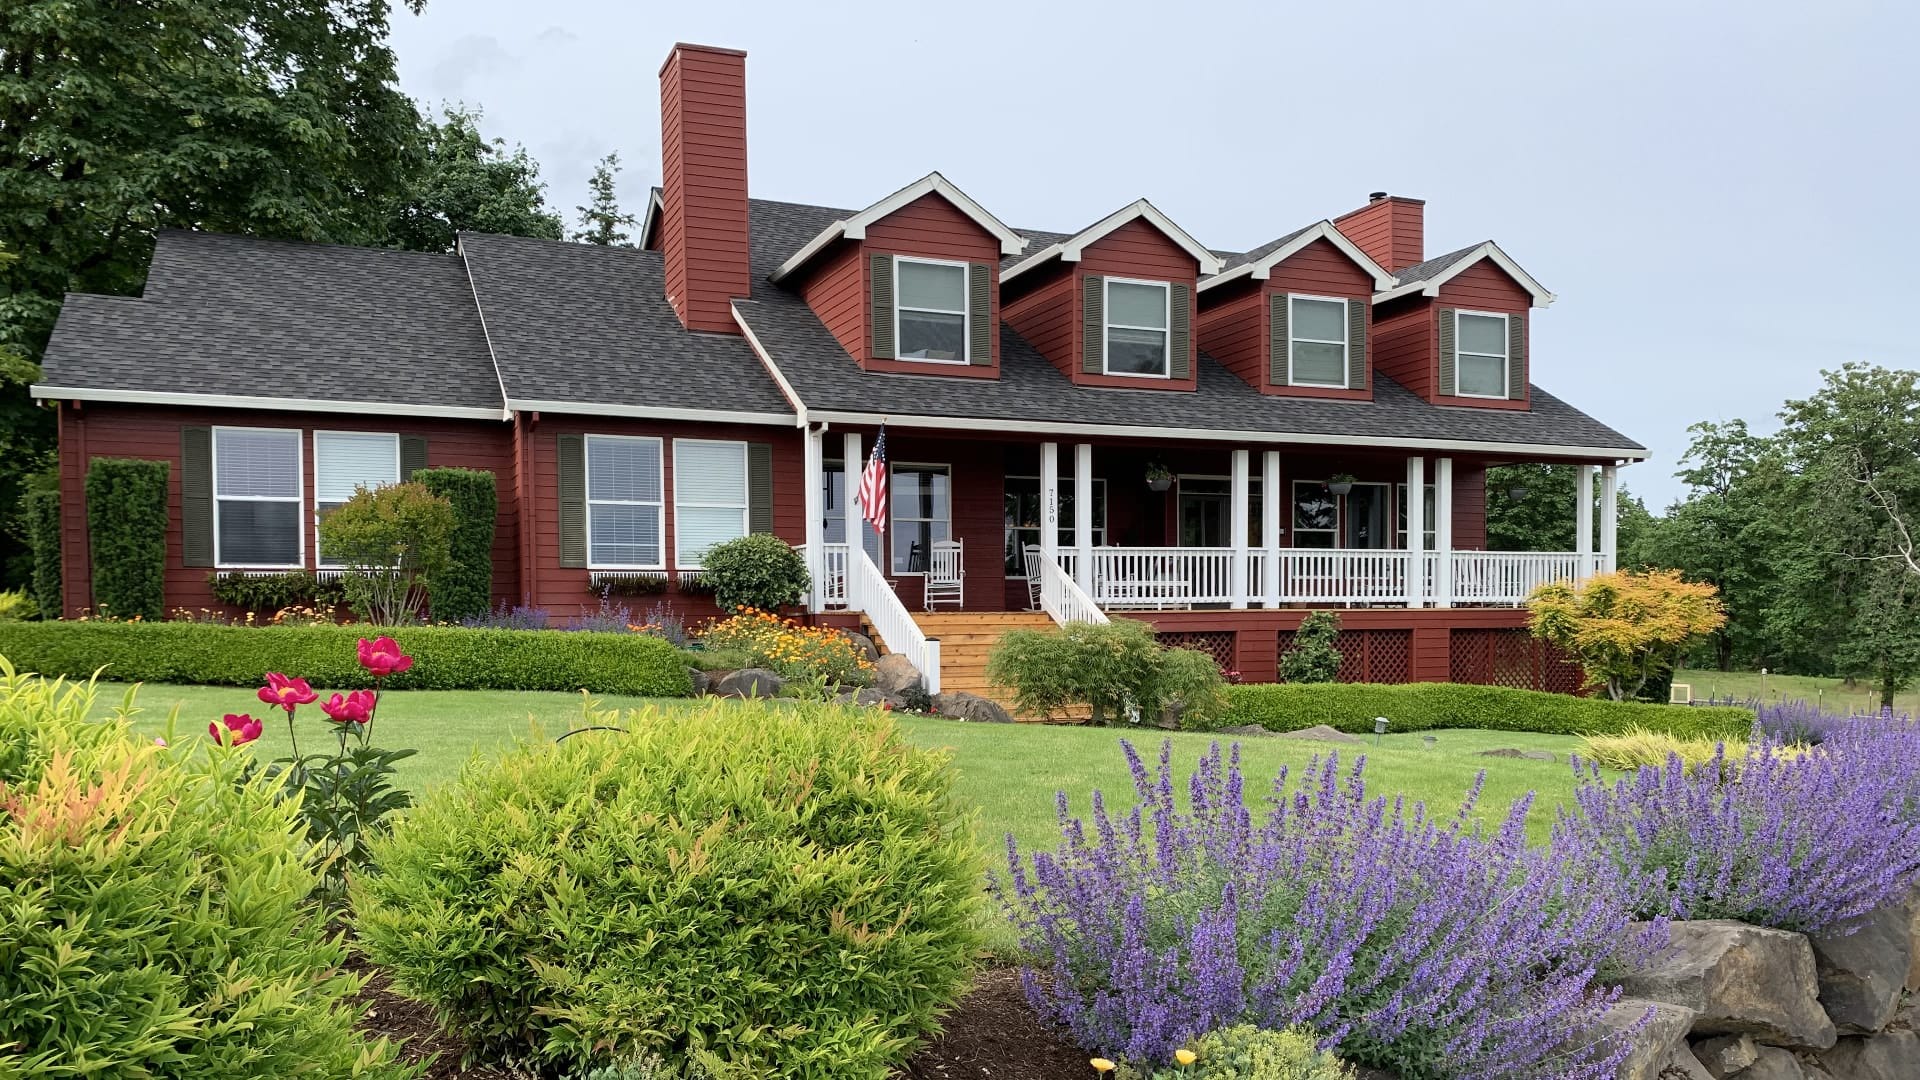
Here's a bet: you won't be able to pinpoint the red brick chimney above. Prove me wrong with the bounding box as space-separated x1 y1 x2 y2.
1334 192 1425 272
658 43 751 334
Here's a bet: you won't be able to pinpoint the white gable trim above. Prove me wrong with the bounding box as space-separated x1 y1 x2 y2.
1197 221 1396 294
637 187 665 249
769 172 1025 283
1002 199 1223 284
1374 241 1556 307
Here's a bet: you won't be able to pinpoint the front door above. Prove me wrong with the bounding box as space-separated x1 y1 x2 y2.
1177 476 1262 547
1343 482 1392 548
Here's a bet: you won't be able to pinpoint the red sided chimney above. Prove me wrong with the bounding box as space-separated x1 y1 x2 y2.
1334 191 1425 272
658 43 751 333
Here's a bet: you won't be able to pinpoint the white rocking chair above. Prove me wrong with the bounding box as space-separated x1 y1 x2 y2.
1022 543 1044 611
925 539 965 611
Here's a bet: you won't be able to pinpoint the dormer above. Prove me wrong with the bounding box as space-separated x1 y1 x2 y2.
1369 239 1555 410
769 173 1024 379
1195 221 1394 400
999 200 1221 391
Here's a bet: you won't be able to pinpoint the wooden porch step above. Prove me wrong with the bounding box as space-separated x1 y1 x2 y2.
850 611 1085 722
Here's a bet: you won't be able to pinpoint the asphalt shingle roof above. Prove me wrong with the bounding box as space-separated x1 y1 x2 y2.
1391 243 1485 286
39 231 504 412
1218 224 1314 271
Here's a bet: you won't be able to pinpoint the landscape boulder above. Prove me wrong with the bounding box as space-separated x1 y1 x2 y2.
1808 900 1913 1032
1667 1045 1717 1080
844 630 880 663
1905 887 1920 992
1693 1034 1760 1078
1478 748 1559 761
715 667 785 699
1616 921 1836 1049
1597 998 1696 1080
689 668 712 696
1275 724 1363 744
1218 724 1272 737
831 687 903 709
933 691 1014 724
1736 1047 1808 1080
1810 1031 1920 1080
873 654 923 697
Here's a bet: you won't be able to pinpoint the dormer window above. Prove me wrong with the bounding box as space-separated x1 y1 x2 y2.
1455 311 1509 398
896 256 969 362
1288 296 1350 387
1104 278 1170 377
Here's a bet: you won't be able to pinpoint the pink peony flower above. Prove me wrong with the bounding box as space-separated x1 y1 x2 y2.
209 713 264 746
257 672 318 714
357 636 414 679
320 689 376 726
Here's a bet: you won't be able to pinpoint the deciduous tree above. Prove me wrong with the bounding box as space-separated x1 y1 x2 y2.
1528 569 1727 701
381 106 563 253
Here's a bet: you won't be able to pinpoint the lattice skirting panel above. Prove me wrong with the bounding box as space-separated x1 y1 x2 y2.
1275 628 1413 684
1450 628 1583 693
1155 630 1237 672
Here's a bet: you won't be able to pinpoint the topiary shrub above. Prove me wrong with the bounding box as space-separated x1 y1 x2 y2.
414 467 497 623
1279 610 1341 683
698 533 810 613
354 699 982 1077
0 663 415 1078
84 457 169 621
23 483 60 619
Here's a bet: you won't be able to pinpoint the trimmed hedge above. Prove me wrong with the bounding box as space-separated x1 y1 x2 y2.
23 485 60 619
1209 682 1753 740
85 458 169 620
414 467 496 623
0 621 694 697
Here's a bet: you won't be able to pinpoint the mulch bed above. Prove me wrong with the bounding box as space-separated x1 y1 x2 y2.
354 964 1090 1080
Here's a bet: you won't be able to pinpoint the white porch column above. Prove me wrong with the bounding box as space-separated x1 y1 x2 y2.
1039 442 1060 580
1434 456 1454 608
803 426 825 611
1405 456 1427 608
1575 464 1595 580
1073 443 1095 594
1600 464 1620 573
1230 449 1250 609
842 431 863 572
1262 450 1282 608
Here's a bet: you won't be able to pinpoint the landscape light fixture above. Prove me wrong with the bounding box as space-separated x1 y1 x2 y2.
1373 716 1390 745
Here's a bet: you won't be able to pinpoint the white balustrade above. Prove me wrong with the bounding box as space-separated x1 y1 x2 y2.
1037 552 1109 626
1444 550 1592 606
792 543 852 610
845 546 941 695
1054 547 1597 609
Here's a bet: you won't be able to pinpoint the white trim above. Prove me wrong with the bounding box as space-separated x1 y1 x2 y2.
1004 474 1107 579
893 255 972 365
1286 293 1351 388
1198 221 1395 294
453 235 514 410
312 430 401 569
1102 276 1172 379
888 461 952 576
504 399 793 425
1373 241 1556 307
1451 309 1511 400
212 425 305 570
807 409 1648 461
638 187 665 249
672 438 750 570
584 433 666 571
30 385 507 420
768 172 1025 283
1002 199 1223 283
732 302 808 425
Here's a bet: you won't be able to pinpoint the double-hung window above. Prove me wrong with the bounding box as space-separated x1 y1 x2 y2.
313 432 399 567
586 435 664 569
1289 295 1349 387
214 427 303 567
1455 311 1509 398
1291 481 1338 549
895 256 969 362
890 464 951 575
673 439 748 568
1104 278 1170 377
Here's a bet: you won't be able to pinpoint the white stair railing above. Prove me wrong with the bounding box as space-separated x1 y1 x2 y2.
1038 553 1109 626
846 546 941 695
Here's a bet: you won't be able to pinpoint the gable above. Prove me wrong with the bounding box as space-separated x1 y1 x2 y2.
860 191 1006 261
1435 260 1533 312
1262 236 1377 298
1076 218 1203 279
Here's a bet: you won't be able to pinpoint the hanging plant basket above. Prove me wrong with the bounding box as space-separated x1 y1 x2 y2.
1145 463 1174 492
1327 475 1356 497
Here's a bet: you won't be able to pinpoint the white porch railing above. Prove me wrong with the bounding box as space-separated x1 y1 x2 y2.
1442 551 1599 606
1053 547 1594 609
1037 553 1109 626
796 542 850 609
846 546 941 695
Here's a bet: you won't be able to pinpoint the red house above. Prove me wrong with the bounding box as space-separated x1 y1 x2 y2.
32 42 1643 700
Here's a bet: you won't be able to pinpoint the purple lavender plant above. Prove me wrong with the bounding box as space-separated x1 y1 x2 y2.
1556 718 1920 933
1752 698 1912 745
999 741 1650 1079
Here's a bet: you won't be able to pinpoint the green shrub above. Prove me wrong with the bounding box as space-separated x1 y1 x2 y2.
699 533 810 613
1119 1026 1351 1080
0 590 35 622
85 457 169 621
414 467 497 623
0 620 694 696
986 619 1228 726
23 484 60 619
316 481 454 625
1159 646 1231 729
1205 681 1753 739
207 568 346 611
1280 610 1342 683
354 699 982 1077
0 664 415 1079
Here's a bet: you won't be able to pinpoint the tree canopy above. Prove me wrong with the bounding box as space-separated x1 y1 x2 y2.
382 106 564 253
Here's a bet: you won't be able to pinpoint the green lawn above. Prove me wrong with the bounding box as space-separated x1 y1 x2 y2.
1673 667 1916 713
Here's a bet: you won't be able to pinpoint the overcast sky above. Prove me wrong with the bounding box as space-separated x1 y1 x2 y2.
387 0 1917 510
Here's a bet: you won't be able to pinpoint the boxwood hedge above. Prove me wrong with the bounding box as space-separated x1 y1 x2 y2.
0 621 693 697
1208 682 1753 740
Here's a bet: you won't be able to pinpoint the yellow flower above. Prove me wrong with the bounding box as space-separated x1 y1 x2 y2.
1091 1060 1116 1074
1175 1049 1197 1066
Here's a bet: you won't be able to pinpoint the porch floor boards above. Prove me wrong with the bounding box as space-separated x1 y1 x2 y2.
904 611 1091 723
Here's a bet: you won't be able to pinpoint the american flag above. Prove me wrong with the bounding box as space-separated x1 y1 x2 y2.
858 426 888 534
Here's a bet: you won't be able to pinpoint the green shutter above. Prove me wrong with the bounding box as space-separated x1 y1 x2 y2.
1346 299 1367 390
748 442 773 533
1507 312 1527 400
180 427 213 568
1169 282 1191 379
1437 308 1457 397
968 262 992 365
1268 293 1290 386
400 435 429 480
558 434 586 568
1081 274 1104 374
870 254 896 359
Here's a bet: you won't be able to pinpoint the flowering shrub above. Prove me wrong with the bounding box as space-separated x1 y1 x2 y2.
1002 741 1645 1079
1751 698 1906 745
698 608 874 687
1555 717 1920 933
462 599 553 630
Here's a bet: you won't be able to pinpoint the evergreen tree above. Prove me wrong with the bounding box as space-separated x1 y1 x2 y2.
572 153 637 247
